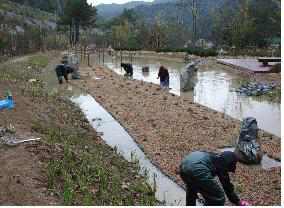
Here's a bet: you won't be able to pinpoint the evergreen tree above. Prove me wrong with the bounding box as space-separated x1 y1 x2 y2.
58 0 97 46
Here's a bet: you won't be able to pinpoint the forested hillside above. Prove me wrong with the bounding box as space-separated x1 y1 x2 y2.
96 1 148 20
0 0 280 56
8 0 61 13
0 0 67 62
97 0 280 50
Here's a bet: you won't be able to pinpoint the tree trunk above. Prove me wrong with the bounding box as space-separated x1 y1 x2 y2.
75 24 79 45
69 23 72 46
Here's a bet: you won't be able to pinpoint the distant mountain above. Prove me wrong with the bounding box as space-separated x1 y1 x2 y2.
96 1 149 20
152 0 177 3
134 0 228 22
95 0 180 20
132 0 229 39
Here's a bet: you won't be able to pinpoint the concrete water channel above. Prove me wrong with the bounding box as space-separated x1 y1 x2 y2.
86 53 280 138
43 59 192 206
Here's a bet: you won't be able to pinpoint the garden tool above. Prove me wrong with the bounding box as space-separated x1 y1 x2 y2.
1 135 41 146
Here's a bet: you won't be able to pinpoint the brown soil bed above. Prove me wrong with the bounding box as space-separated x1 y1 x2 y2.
71 61 281 206
0 80 60 205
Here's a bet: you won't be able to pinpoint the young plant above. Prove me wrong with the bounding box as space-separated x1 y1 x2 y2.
63 174 76 205
47 159 56 188
76 170 87 191
83 192 94 206
160 130 167 139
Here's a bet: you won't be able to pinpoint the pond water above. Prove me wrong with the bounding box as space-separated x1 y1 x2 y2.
42 59 192 206
85 53 281 138
219 147 281 170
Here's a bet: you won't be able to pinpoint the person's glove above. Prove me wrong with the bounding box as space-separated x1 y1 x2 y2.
238 200 251 206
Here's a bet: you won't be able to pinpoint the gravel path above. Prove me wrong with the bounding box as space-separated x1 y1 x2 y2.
71 62 281 206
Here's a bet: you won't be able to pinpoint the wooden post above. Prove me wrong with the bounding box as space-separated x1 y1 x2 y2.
80 46 83 61
131 51 133 63
98 48 101 65
103 47 105 65
120 49 122 74
120 49 122 65
84 44 86 58
88 53 90 66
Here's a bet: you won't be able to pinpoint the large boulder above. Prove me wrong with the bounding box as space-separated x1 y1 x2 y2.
70 56 80 79
234 117 263 164
180 63 195 91
180 60 202 91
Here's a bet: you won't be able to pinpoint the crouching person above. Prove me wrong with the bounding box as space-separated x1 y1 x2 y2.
179 151 251 206
121 63 133 76
55 60 73 84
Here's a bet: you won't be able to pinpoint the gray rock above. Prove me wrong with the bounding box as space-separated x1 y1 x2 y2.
234 117 263 164
180 66 195 91
235 82 276 96
70 57 80 79
180 60 202 92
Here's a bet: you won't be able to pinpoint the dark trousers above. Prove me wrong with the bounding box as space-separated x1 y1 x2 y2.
55 69 68 84
179 152 225 206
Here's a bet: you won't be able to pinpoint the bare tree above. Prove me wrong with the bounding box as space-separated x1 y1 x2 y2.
177 0 198 46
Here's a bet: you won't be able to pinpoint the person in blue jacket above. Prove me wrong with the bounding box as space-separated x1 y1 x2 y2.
179 151 251 206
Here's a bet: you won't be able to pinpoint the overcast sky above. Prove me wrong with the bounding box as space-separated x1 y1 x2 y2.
87 0 153 6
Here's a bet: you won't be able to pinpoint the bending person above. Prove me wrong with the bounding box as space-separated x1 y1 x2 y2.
157 66 169 87
55 59 72 84
179 151 251 206
121 63 133 76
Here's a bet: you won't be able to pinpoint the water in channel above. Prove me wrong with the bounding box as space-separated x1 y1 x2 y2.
86 53 280 138
42 59 190 206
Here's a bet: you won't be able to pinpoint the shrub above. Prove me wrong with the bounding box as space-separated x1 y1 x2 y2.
271 63 281 73
113 47 142 51
155 47 217 57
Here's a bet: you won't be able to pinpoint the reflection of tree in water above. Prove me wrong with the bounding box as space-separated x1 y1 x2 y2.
196 65 280 136
142 71 150 78
194 67 255 121
194 70 228 108
218 65 280 116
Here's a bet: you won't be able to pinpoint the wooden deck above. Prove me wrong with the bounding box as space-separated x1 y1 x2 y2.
217 59 279 73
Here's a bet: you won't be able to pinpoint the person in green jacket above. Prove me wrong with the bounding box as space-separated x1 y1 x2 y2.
179 151 251 206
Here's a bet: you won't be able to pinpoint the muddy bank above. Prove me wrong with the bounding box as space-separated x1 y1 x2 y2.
72 63 281 206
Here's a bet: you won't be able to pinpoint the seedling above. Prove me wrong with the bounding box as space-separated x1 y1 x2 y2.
235 184 245 193
83 192 94 206
76 170 87 191
160 130 167 139
47 159 56 188
63 174 76 205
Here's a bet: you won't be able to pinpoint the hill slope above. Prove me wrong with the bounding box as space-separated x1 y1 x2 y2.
96 1 149 20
